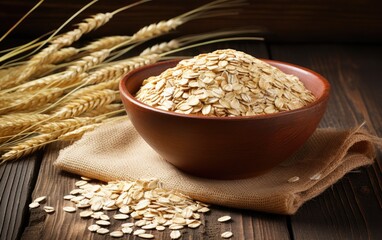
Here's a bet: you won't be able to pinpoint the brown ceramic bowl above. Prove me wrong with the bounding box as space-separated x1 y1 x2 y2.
119 59 330 179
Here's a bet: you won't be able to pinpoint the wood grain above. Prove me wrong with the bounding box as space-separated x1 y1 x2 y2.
0 153 41 240
270 44 382 240
1 0 382 44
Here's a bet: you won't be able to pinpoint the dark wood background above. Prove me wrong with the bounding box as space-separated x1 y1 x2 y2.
1 0 382 43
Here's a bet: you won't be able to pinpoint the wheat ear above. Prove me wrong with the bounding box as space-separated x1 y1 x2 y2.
9 48 108 94
48 47 80 64
64 78 120 102
0 88 64 114
139 40 180 56
83 36 130 52
15 72 88 93
123 0 244 47
0 114 49 141
0 64 56 92
83 54 160 85
80 103 123 117
8 0 148 88
57 112 126 142
0 133 58 162
58 123 102 141
52 89 119 119
37 117 102 135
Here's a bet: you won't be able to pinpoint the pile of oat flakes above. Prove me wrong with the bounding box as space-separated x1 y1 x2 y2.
30 178 234 239
136 49 316 117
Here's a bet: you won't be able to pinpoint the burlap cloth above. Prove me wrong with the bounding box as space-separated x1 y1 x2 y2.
54 117 381 215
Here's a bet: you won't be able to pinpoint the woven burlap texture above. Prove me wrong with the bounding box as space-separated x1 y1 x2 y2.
54 118 380 214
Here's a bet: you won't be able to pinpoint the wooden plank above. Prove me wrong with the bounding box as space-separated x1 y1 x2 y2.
20 42 290 239
270 44 382 240
0 153 41 240
1 0 382 43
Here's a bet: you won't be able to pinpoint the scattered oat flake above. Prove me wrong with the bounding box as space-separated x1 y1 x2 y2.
133 229 146 235
188 221 202 228
43 206 55 213
218 215 232 222
96 228 109 235
100 214 110 220
169 224 184 230
142 223 157 230
33 196 46 203
75 180 88 187
170 230 182 239
122 227 133 234
156 225 165 231
110 230 124 238
138 233 154 239
80 210 93 218
96 220 110 226
29 202 40 209
113 213 129 220
63 206 76 213
119 206 130 214
122 222 135 228
221 231 233 238
288 176 300 183
197 207 210 213
310 173 322 181
81 176 92 181
88 224 100 232
63 195 75 200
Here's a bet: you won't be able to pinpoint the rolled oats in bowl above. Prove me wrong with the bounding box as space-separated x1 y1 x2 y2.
136 49 316 117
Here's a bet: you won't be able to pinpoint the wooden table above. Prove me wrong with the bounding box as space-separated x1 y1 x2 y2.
1 41 381 240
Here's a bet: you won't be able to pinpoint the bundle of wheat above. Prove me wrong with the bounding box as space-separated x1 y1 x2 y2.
0 0 262 163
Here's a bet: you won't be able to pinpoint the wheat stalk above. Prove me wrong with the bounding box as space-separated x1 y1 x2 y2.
0 0 45 43
0 64 56 91
52 89 119 119
58 115 125 141
83 54 160 85
15 72 88 93
66 49 111 76
48 47 79 64
80 103 123 117
139 40 180 56
7 1 148 89
83 36 130 52
37 117 102 135
8 48 108 94
64 78 120 102
0 114 49 141
0 88 64 114
0 133 58 162
58 123 102 141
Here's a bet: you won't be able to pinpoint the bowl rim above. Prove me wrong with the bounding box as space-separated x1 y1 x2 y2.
119 58 330 121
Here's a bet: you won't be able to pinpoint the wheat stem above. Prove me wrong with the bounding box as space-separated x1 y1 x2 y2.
37 117 103 135
0 88 64 114
0 114 49 143
0 133 58 162
0 0 45 43
58 123 102 141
